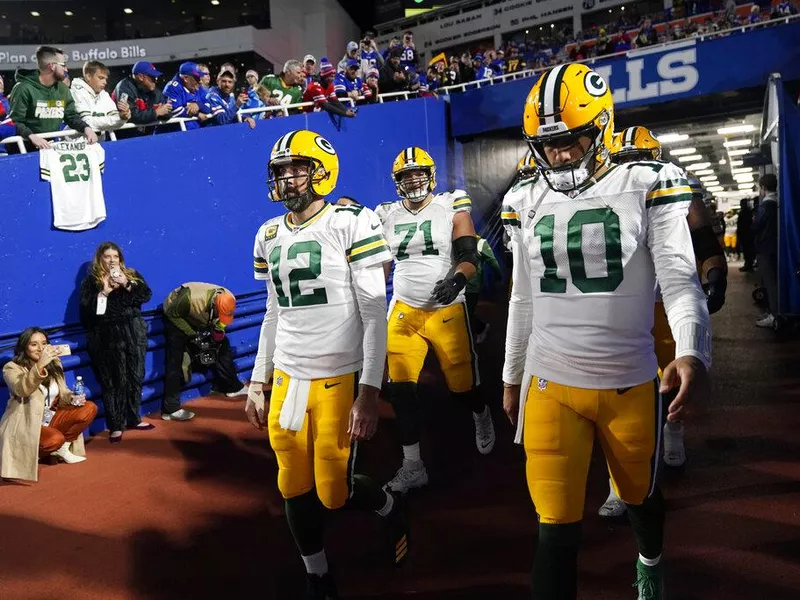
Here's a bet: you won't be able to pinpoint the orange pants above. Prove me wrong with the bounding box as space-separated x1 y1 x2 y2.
39 402 98 455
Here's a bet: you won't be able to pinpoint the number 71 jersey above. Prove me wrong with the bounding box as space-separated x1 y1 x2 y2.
253 202 392 380
503 161 694 388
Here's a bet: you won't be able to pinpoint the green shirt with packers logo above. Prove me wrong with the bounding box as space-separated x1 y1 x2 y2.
8 69 89 139
258 73 303 110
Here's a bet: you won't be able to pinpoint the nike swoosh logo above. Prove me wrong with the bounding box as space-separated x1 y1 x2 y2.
443 317 454 323
371 223 381 230
324 382 341 389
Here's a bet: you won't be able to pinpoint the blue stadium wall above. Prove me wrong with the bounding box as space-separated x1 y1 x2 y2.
0 98 454 431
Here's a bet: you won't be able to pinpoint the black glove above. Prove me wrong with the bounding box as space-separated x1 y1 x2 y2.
703 267 727 314
431 272 468 305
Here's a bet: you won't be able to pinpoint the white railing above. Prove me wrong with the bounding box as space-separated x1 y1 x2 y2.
235 97 356 120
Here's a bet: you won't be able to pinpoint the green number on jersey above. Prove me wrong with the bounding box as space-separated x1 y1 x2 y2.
334 205 364 216
393 220 439 261
534 208 623 293
60 153 90 183
269 241 328 307
626 161 665 174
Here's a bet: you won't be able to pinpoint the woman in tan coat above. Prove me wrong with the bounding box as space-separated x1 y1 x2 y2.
1 327 98 482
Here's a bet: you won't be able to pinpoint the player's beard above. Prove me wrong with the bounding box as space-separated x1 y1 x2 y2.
283 190 314 213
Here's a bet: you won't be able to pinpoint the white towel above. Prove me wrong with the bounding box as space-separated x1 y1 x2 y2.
513 370 532 445
279 377 311 431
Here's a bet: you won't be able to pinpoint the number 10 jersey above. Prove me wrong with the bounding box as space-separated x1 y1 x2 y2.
253 202 392 380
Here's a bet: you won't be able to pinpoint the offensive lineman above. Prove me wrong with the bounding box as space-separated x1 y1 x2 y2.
598 127 727 519
376 147 495 493
502 64 711 599
245 130 408 600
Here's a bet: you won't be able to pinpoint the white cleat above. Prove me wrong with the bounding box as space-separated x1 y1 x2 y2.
598 479 626 518
473 407 495 455
51 441 86 464
385 460 428 494
663 421 686 467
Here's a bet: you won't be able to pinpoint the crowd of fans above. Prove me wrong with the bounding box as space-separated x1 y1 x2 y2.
0 0 797 149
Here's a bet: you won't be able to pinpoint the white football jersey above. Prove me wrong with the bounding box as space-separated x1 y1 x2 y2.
39 139 106 231
503 161 710 389
253 202 392 380
375 190 472 308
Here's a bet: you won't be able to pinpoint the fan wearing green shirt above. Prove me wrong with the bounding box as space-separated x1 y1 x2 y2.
465 235 501 345
258 60 305 113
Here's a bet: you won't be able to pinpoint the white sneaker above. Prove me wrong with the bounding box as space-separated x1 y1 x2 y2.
162 408 196 421
475 324 491 345
755 314 775 328
226 385 249 398
598 479 626 518
473 407 495 455
663 421 686 467
385 460 428 493
51 441 86 464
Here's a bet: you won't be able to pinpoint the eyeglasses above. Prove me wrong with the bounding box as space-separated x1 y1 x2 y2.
51 61 67 68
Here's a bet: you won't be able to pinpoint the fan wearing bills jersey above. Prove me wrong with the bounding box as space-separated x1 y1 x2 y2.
376 147 495 496
245 130 408 600
502 64 711 600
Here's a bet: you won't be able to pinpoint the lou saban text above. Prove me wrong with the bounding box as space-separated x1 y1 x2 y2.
0 45 147 67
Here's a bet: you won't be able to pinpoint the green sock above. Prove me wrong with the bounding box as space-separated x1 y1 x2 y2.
532 521 582 600
285 490 327 556
626 487 665 560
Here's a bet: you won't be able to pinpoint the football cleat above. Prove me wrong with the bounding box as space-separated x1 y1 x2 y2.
385 460 428 494
305 572 338 600
633 558 664 600
473 407 496 455
384 491 410 567
662 421 686 467
598 479 627 518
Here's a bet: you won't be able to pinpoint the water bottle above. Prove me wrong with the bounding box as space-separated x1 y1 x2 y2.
72 376 87 406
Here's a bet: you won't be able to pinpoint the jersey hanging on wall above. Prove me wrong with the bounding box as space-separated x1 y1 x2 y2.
39 139 106 231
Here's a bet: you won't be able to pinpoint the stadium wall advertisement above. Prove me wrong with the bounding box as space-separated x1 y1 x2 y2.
448 20 800 137
0 99 450 430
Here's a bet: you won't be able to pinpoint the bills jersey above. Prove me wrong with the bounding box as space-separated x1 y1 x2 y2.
375 191 472 308
40 139 106 231
253 203 392 379
502 161 710 389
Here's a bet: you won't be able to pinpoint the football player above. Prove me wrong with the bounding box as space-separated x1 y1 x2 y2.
598 127 727 519
245 130 408 600
502 64 711 599
376 147 495 494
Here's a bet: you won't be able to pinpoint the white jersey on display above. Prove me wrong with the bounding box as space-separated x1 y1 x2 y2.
39 139 106 231
502 161 712 390
252 202 392 381
375 190 472 308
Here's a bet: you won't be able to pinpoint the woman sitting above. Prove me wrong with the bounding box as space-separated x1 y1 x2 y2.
1 327 98 482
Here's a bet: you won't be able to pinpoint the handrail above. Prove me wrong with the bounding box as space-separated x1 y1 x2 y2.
235 97 356 120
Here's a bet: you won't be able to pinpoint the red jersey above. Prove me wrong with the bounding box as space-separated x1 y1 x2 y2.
302 80 337 112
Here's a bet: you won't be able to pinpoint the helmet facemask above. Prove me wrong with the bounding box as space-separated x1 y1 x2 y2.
395 167 433 203
268 157 325 212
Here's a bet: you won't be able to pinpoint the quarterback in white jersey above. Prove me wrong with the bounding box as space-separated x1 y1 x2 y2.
376 146 495 495
245 130 408 600
501 63 711 600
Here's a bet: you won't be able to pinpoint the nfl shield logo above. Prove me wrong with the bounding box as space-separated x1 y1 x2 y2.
537 378 548 391
276 375 283 386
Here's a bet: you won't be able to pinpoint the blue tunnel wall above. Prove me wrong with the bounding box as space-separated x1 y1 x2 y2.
0 98 451 431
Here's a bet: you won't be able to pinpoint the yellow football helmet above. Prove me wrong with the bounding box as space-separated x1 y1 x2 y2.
392 147 437 202
522 63 614 193
267 130 339 207
516 149 538 180
611 126 661 163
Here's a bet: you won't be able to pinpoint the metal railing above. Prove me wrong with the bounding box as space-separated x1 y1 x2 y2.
235 97 356 120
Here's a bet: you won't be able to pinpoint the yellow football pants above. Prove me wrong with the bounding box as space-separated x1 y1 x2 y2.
523 377 662 524
652 301 675 373
268 369 358 509
724 233 737 249
387 299 479 392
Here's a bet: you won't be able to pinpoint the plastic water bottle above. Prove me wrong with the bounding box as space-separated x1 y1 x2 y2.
72 376 87 405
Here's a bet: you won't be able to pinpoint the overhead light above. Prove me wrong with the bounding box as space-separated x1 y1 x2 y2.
30 11 40 16
693 169 715 176
731 167 752 174
717 124 755 135
621 5 625 10
211 0 220 4
738 183 756 190
686 162 711 171
123 8 133 14
64 10 73 16
718 158 727 165
734 173 755 181
729 160 744 167
657 133 689 143
550 23 554 28
728 148 750 156
699 175 718 182
707 186 724 192
669 147 697 156
678 154 703 163
723 139 751 148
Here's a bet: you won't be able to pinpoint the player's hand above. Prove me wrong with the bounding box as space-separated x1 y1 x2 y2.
28 134 52 150
431 272 468 305
703 267 727 315
245 381 267 430
348 385 379 441
503 384 521 426
660 356 708 422
345 109 356 118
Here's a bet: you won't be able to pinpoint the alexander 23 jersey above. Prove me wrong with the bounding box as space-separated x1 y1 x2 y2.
40 139 106 231
503 161 708 389
375 190 472 308
253 202 392 379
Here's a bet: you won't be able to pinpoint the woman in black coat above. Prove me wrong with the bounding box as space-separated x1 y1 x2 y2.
79 241 153 443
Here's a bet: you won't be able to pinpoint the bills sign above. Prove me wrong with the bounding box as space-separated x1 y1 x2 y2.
449 21 800 137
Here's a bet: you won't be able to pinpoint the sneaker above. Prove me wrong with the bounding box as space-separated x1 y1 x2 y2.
473 407 495 455
755 314 775 328
385 460 428 494
663 421 685 467
633 558 664 600
51 441 86 464
475 323 491 345
305 572 338 600
384 491 410 567
598 479 626 518
225 385 249 398
162 408 196 421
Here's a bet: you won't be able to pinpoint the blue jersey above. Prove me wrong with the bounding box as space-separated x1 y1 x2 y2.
163 75 206 129
476 65 493 80
399 45 417 69
205 86 238 125
333 73 366 97
361 49 380 72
